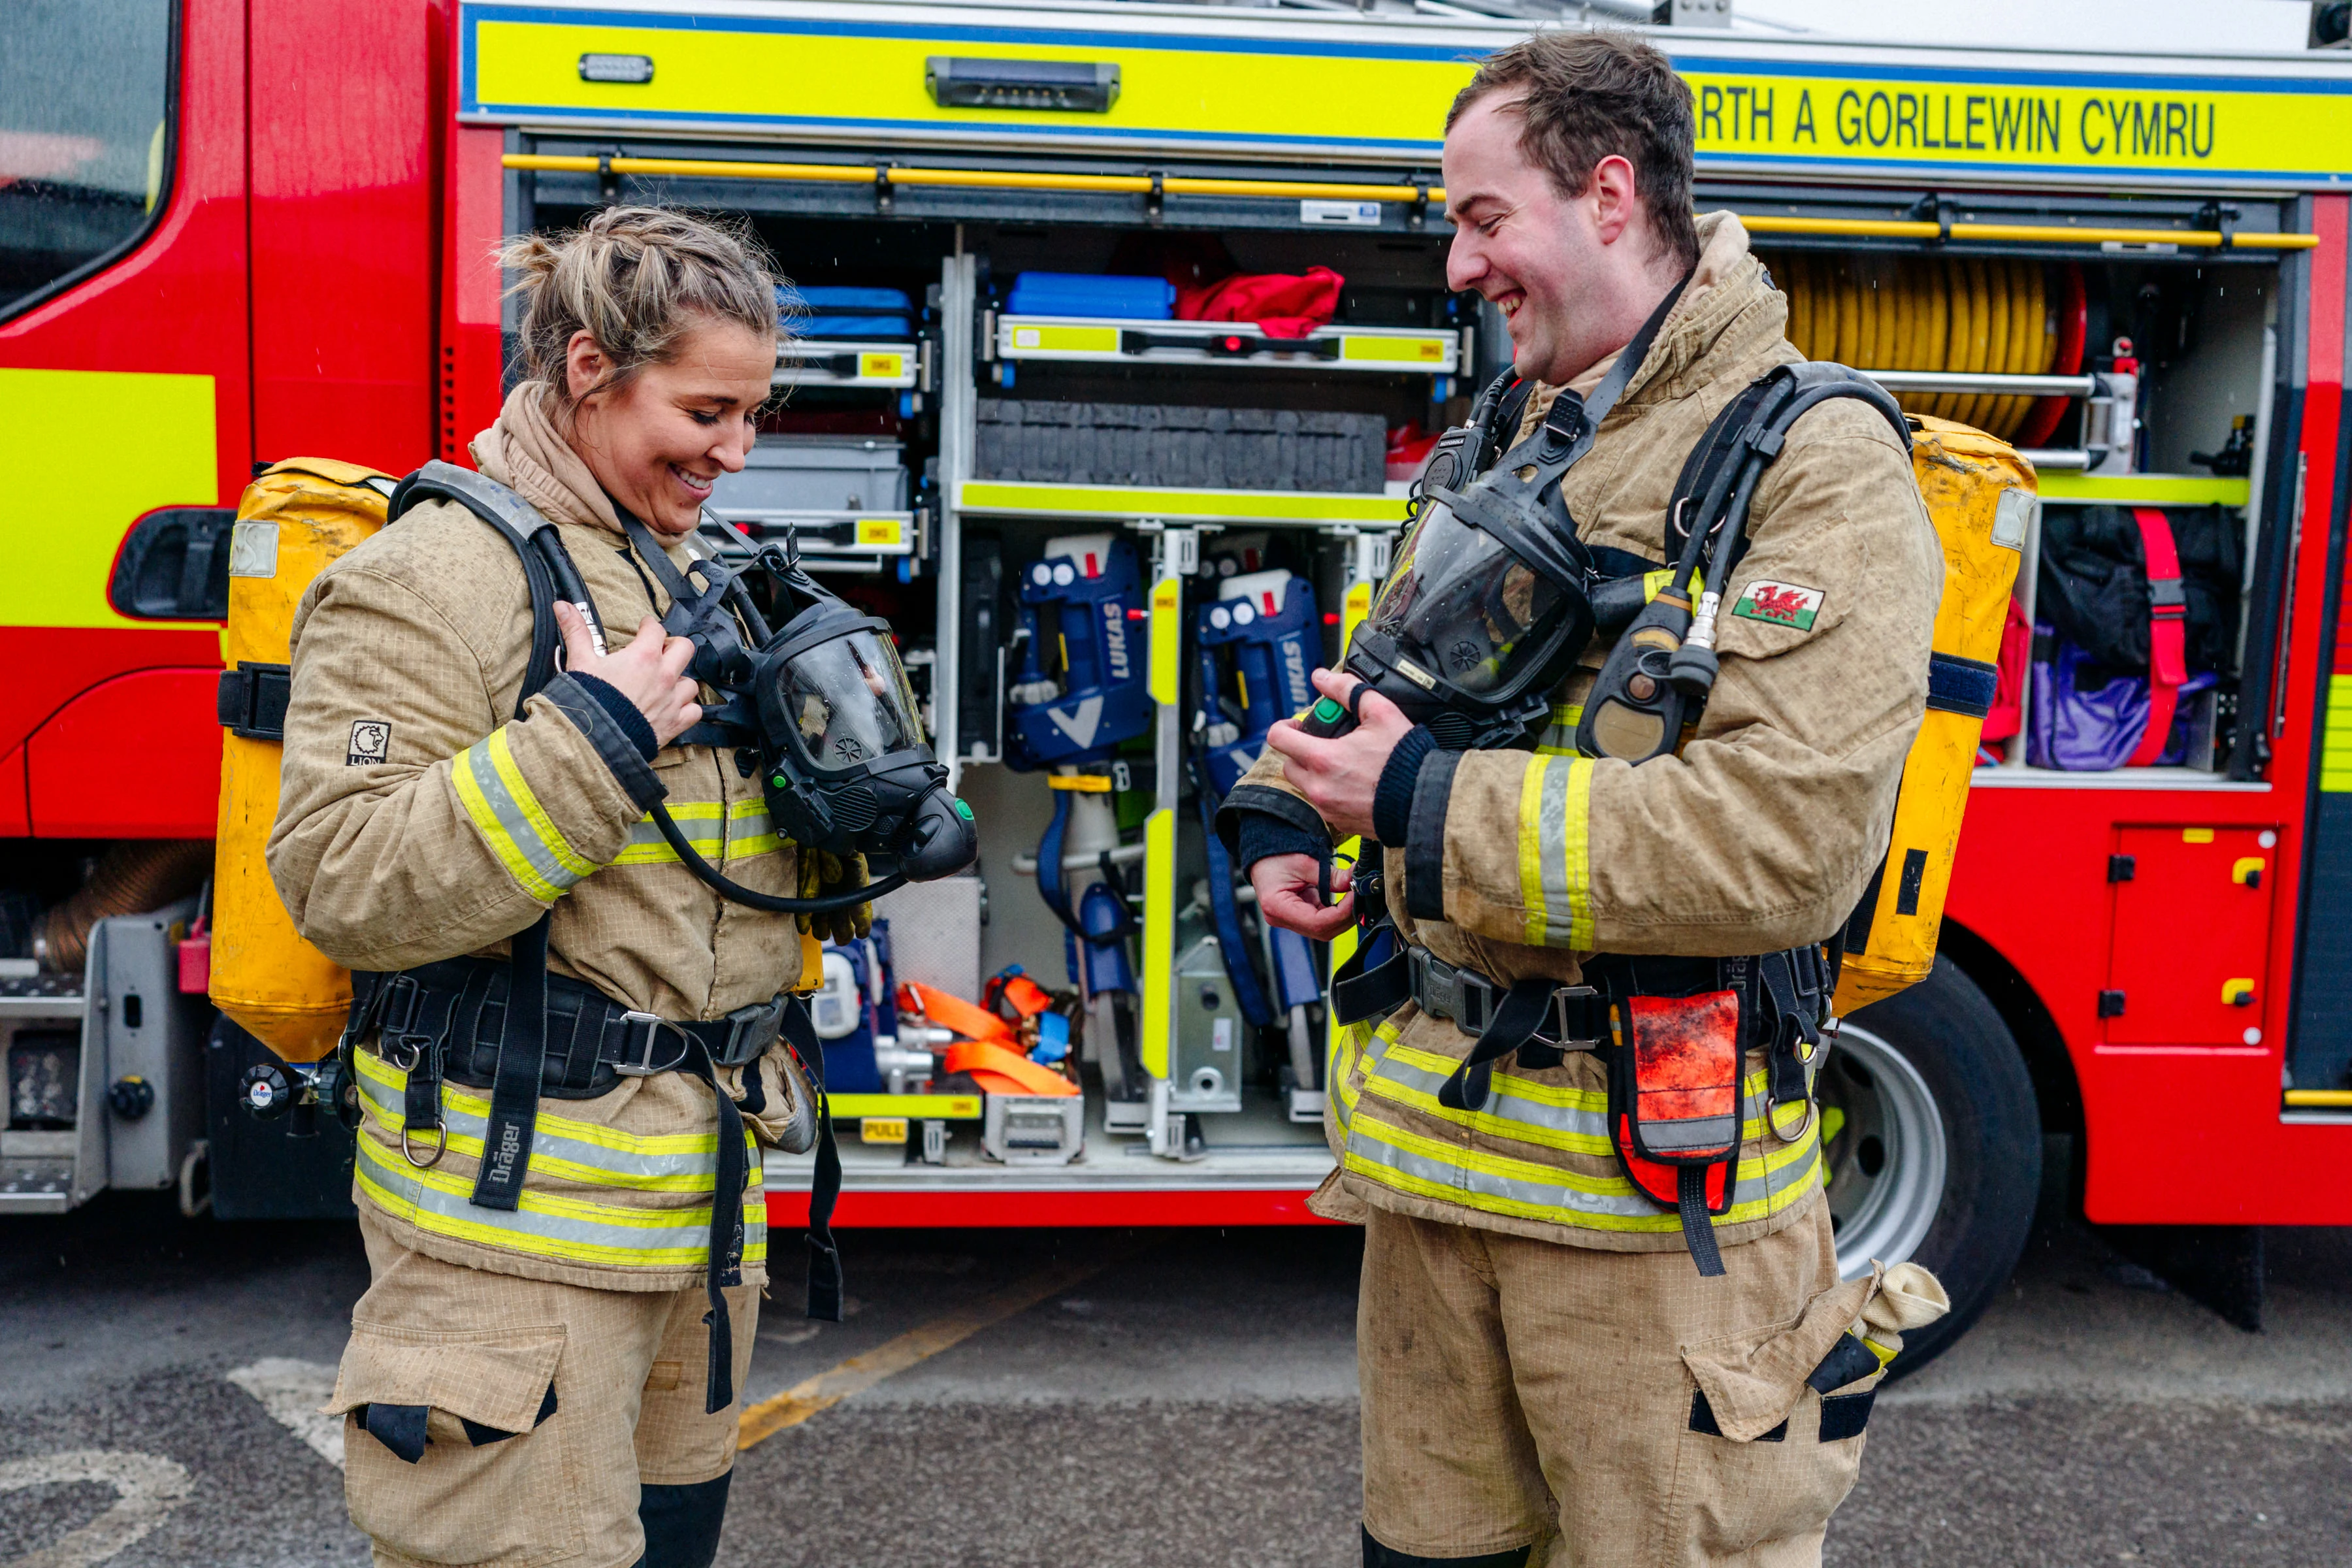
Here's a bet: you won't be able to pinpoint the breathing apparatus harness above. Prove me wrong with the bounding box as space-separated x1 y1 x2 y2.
1277 301 1912 1277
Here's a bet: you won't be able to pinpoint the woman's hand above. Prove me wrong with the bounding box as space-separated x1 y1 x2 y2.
555 603 702 747
1250 853 1354 941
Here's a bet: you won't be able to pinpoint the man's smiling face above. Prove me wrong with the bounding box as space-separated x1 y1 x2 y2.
1442 92 1608 385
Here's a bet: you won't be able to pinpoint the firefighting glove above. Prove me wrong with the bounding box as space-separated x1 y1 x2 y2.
796 849 873 946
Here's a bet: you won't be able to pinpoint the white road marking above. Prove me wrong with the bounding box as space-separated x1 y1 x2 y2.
0 1450 191 1568
225 1359 344 1469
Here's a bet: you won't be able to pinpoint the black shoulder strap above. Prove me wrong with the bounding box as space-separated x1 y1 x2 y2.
1663 361 1910 563
388 461 566 716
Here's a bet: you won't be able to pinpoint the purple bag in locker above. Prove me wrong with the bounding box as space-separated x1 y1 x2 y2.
2027 625 2215 770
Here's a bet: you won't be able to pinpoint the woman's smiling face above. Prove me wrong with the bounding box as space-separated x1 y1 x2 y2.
563 316 776 534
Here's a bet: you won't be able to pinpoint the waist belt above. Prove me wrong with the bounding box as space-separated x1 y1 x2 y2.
360 957 785 1098
340 939 830 1416
1340 932 1834 1280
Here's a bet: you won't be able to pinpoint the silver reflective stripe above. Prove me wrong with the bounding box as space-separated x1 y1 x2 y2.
1344 1109 1667 1220
1529 756 1589 949
450 729 596 900
355 1058 745 1193
354 1137 766 1271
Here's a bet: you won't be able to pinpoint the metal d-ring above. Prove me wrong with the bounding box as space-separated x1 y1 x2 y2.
402 1124 449 1169
1765 1090 1816 1145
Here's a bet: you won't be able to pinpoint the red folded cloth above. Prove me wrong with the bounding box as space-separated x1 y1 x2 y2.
1176 266 1345 338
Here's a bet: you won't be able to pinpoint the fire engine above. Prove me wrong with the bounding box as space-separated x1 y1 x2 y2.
6 0 2348 1368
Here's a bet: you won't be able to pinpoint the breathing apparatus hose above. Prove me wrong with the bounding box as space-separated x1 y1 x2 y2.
536 523 908 917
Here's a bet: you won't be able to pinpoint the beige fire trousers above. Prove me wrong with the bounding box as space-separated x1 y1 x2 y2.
1360 1196 1881 1568
328 1211 759 1568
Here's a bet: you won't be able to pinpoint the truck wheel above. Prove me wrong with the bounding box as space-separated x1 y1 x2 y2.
1818 956 2041 1376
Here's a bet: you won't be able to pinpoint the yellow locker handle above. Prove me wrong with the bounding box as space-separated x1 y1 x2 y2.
2232 857 2264 888
2222 977 2257 1007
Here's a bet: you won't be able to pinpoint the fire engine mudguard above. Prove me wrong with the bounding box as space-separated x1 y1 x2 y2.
1820 956 2042 1375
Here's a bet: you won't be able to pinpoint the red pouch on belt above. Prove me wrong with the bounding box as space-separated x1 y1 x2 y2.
1610 991 1743 1279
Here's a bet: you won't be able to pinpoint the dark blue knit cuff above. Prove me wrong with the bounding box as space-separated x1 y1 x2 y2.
1371 727 1437 848
1237 811 1328 875
569 672 660 763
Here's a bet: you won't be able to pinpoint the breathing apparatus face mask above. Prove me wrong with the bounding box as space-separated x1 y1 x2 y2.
1298 274 1691 753
747 602 976 881
1329 421 1599 750
612 513 978 906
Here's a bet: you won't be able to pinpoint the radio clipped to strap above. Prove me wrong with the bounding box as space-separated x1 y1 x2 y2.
1609 990 1744 1279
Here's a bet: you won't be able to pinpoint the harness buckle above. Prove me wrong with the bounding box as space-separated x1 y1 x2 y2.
1412 947 1460 1027
711 996 784 1070
401 1123 449 1169
1544 985 1603 1047
615 1011 694 1077
379 1032 429 1072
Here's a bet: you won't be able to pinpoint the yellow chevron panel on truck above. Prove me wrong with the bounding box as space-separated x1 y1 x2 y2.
0 367 216 629
461 3 2352 186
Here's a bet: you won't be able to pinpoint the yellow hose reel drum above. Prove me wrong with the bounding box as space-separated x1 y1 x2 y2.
1771 252 2085 448
212 459 393 1063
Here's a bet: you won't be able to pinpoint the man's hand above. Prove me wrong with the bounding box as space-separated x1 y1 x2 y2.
1262 668 1415 845
1250 854 1356 941
556 604 702 746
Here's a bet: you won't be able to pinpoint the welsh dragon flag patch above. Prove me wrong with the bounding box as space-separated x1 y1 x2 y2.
1730 580 1825 632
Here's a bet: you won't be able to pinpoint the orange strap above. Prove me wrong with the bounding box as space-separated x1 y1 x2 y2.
942 1039 1079 1097
900 981 1015 1044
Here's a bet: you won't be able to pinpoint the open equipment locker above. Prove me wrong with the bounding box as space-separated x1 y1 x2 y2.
450 2 2352 1347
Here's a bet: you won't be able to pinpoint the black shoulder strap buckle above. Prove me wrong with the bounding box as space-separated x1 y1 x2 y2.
217 662 292 740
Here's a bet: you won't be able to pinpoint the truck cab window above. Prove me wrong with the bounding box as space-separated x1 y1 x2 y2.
0 0 175 320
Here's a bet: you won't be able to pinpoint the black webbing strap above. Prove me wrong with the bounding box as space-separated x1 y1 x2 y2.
1678 1166 1727 1279
787 998 846 1325
1756 947 1823 1119
668 1032 749 1414
470 911 549 1212
1330 925 1409 1026
1435 979 1560 1115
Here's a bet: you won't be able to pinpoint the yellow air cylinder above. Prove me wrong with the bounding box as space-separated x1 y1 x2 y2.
212 459 394 1062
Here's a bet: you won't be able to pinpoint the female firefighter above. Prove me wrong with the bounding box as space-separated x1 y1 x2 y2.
270 206 870 1568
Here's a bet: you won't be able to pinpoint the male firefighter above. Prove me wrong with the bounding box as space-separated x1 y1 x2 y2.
1225 31 1951 1567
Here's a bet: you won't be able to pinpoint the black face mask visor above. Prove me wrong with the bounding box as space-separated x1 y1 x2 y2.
749 604 975 881
1343 480 1597 749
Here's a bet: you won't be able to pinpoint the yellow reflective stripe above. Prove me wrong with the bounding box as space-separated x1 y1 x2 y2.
1372 1042 1793 1155
451 727 598 899
1518 758 1550 947
728 796 781 857
1360 1066 1615 1156
357 1149 767 1270
451 738 564 901
1344 1107 1820 1232
487 728 597 880
353 1061 755 1194
355 1049 727 1158
612 798 781 866
1535 703 1586 757
1522 754 1595 947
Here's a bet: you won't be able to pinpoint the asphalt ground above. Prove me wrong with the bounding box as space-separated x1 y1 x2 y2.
5 1154 2352 1567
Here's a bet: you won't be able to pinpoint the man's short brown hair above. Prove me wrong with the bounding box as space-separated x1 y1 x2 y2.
1448 31 1700 269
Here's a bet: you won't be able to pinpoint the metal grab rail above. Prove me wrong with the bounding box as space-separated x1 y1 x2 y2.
504 153 2321 250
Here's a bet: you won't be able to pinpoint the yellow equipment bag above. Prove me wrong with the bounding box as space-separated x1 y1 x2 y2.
211 459 394 1062
1831 415 2031 1015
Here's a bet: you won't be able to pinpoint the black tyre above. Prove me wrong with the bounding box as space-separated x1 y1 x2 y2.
1819 956 2040 1375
